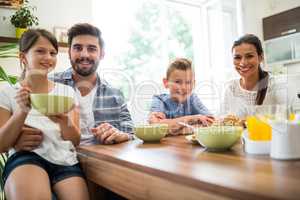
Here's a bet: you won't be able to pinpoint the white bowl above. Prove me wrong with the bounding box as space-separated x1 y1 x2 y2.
242 131 270 155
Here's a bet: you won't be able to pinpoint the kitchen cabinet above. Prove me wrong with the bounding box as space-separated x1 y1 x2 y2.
263 7 300 71
265 32 300 65
263 6 300 40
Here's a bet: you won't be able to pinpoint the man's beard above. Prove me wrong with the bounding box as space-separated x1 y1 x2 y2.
71 58 99 76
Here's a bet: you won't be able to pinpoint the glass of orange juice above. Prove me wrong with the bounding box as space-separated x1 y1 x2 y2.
246 105 290 141
246 115 272 141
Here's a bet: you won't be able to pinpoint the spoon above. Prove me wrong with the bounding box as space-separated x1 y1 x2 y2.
177 122 196 132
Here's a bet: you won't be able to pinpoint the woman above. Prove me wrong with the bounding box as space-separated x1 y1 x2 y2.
0 29 89 200
223 34 285 118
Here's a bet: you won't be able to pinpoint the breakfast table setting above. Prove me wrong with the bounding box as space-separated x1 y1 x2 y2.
77 106 300 200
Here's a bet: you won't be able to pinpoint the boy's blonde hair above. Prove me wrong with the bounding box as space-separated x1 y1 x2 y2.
166 58 194 79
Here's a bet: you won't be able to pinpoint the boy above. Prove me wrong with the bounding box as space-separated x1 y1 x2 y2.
148 58 214 135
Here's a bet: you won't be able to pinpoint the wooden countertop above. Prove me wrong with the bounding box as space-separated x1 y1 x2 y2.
77 136 300 200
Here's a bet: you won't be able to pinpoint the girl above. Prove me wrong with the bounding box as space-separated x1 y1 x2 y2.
0 29 89 200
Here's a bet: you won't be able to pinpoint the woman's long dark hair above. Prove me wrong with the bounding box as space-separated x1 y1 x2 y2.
232 34 269 105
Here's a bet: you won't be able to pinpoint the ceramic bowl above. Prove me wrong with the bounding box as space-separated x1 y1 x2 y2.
30 94 74 115
134 124 168 142
195 126 243 151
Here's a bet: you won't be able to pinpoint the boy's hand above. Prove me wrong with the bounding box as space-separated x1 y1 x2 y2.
91 123 130 145
191 115 215 126
148 112 166 123
15 126 43 151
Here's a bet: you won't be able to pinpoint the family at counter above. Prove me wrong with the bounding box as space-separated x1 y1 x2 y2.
0 23 286 199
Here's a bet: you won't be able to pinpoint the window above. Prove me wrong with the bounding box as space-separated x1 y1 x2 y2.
93 0 241 122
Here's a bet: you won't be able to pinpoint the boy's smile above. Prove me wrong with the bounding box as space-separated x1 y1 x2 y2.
163 69 195 103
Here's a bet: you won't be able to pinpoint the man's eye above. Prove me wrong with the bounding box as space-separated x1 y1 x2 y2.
73 46 82 51
88 47 97 52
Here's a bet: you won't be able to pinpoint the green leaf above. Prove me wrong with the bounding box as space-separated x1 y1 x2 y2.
0 66 18 85
0 44 18 58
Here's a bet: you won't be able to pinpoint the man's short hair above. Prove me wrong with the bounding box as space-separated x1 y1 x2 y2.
67 23 104 49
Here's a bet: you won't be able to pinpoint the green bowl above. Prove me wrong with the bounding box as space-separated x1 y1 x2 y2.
195 126 243 151
134 124 168 142
30 94 74 115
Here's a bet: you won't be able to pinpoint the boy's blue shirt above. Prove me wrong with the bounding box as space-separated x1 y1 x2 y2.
149 93 210 119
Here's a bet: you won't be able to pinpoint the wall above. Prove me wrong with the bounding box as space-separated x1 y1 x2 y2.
0 0 93 81
0 0 93 36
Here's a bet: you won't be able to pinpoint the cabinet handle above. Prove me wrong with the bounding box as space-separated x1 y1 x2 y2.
281 29 296 35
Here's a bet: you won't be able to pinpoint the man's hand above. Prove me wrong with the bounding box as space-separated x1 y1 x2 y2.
90 123 130 145
15 126 43 151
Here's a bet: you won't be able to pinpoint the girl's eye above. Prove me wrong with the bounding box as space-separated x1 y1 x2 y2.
36 49 46 54
234 56 241 60
246 54 254 59
50 51 57 56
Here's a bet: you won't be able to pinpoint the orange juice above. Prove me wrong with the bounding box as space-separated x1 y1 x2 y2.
289 113 295 121
246 116 272 141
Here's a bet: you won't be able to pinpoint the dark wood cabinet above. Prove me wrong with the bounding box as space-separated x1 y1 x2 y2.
263 6 300 41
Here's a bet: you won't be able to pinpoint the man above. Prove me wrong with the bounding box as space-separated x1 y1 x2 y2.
15 23 134 150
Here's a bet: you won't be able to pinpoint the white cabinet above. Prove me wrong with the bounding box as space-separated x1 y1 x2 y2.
265 32 300 65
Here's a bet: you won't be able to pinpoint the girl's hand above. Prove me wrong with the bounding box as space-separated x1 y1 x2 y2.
47 113 69 123
15 86 32 113
47 103 75 123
